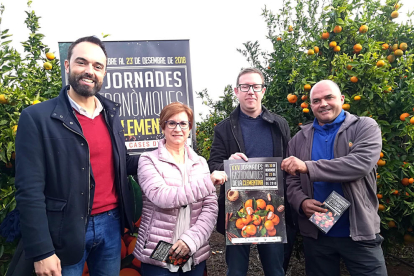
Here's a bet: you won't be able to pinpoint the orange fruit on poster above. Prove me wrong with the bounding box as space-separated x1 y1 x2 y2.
264 220 275 230
271 214 280 226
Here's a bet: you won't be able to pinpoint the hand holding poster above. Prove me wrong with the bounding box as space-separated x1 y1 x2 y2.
224 157 286 245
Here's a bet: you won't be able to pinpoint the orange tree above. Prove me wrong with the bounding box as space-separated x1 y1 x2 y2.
0 1 62 273
236 0 414 246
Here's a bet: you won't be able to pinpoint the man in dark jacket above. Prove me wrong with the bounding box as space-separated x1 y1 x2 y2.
15 36 139 276
282 80 386 276
208 68 291 276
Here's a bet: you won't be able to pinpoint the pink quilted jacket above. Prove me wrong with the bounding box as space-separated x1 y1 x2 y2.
133 139 218 268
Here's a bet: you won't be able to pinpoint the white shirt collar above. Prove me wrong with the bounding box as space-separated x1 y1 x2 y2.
67 93 103 119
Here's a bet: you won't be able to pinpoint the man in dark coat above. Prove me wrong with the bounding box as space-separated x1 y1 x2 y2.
15 36 139 276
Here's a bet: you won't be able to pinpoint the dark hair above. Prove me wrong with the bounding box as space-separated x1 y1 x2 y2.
159 102 194 130
236 68 265 86
67 36 107 66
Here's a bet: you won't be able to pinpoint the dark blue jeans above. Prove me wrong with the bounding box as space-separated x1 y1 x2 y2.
61 208 121 276
141 261 206 276
303 234 387 276
226 243 284 276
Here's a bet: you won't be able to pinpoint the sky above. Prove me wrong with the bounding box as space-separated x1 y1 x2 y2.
0 0 412 120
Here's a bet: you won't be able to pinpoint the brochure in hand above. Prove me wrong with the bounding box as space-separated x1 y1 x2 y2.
150 240 191 267
309 191 351 234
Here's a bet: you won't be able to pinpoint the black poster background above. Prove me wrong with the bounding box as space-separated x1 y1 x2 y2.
58 40 195 155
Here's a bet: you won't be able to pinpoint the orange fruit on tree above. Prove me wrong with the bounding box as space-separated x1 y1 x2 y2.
298 123 303 126
410 117 414 125
350 76 358 83
377 159 386 166
380 152 384 158
353 44 362 52
245 224 257 235
0 94 8 104
264 220 275 230
256 199 266 210
359 25 368 33
120 268 140 276
32 100 41 105
383 86 392 93
303 108 310 113
132 257 141 268
333 25 342 33
342 104 350 110
236 218 245 229
377 173 380 179
402 178 410 186
409 178 414 184
43 62 52 70
378 204 385 211
277 37 282 41
391 11 399 18
288 25 293 32
391 44 399 51
376 60 385 67
301 102 309 108
267 228 277 236
387 55 395 63
265 205 275 212
382 43 389 50
394 49 403 57
392 190 399 195
127 237 137 255
321 32 330 39
377 194 383 199
354 96 361 101
314 46 319 53
287 94 298 103
46 52 55 60
346 64 353 70
271 214 280 225
400 113 410 121
302 95 308 101
121 239 127 259
304 84 311 91
307 49 314 55
333 46 341 52
388 221 397 228
12 125 17 134
400 43 408 51
395 3 401 9
329 41 337 48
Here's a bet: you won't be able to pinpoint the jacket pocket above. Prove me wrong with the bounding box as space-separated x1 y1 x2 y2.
45 197 67 248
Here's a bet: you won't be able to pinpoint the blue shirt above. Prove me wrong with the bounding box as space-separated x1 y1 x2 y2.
312 110 350 237
239 111 273 158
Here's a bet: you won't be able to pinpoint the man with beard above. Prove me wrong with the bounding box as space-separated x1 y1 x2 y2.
281 80 386 276
14 36 139 276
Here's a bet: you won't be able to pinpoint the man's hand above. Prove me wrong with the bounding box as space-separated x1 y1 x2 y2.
281 156 308 175
169 239 190 258
34 254 61 276
210 171 227 185
229 152 248 161
301 199 327 218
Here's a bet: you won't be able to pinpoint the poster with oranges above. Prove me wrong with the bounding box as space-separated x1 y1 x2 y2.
224 157 286 245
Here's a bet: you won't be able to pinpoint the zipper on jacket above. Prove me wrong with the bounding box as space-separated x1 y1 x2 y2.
229 122 242 152
63 114 91 226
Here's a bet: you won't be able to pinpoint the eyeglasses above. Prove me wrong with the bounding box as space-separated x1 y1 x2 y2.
238 84 265 92
165 120 191 129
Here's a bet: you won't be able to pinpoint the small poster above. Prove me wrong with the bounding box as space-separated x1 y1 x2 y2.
309 191 351 233
150 241 191 267
224 157 286 245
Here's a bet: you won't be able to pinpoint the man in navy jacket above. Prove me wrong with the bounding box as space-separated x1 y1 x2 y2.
15 36 139 276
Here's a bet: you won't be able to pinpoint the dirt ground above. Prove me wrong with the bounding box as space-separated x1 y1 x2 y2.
206 229 414 276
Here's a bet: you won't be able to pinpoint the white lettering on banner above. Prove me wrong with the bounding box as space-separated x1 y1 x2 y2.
104 71 182 89
126 138 192 150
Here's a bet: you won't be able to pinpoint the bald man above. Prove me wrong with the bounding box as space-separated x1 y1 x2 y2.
281 80 387 276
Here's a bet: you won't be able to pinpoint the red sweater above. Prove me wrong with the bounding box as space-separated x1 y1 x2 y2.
75 112 118 214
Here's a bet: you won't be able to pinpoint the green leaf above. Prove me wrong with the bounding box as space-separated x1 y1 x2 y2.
252 198 257 211
255 210 269 216
237 211 246 218
335 18 344 24
260 227 267 237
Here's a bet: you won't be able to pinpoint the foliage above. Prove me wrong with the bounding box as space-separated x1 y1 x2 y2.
195 86 237 159
237 0 414 246
0 2 62 274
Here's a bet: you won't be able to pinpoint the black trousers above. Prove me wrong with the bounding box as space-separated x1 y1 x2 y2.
303 234 387 276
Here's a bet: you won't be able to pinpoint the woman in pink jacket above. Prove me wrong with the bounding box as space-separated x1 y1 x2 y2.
133 102 227 275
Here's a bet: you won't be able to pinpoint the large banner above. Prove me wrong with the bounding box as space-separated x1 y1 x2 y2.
58 40 195 155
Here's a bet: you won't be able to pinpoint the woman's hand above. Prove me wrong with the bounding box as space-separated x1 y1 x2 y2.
169 239 190 258
210 171 227 185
